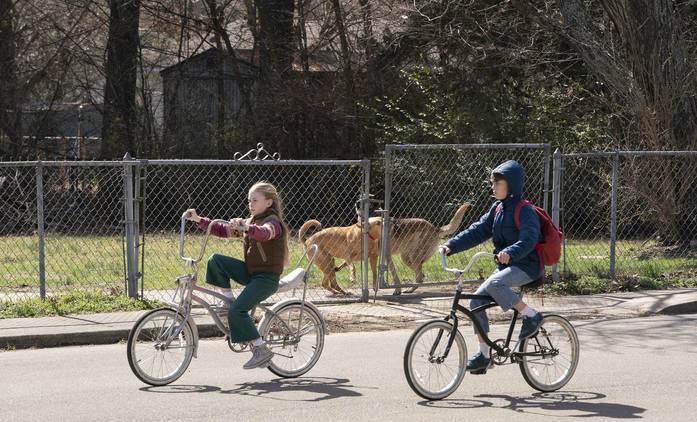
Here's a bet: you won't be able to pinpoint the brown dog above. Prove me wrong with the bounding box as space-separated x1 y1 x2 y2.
339 203 470 295
299 217 382 295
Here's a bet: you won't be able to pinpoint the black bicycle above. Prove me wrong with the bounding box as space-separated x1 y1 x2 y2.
403 250 580 400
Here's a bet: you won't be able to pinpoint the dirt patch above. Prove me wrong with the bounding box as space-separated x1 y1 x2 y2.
324 314 422 334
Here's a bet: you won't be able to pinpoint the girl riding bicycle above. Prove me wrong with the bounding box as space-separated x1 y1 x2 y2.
185 181 289 370
441 160 543 374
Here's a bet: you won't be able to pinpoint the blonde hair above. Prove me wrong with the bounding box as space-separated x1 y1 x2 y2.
249 181 289 267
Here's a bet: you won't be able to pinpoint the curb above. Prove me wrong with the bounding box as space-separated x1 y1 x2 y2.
2 323 224 350
4 294 697 350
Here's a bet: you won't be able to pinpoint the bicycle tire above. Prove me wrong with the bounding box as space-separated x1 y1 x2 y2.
518 314 579 392
127 308 195 386
259 303 325 378
403 320 467 400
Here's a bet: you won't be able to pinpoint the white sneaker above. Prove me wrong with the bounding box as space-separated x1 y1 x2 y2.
243 344 273 369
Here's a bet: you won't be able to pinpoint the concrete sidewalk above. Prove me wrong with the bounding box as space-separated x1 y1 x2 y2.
2 288 697 350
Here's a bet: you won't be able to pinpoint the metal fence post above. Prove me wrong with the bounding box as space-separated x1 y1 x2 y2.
543 144 551 212
551 149 562 282
609 151 619 278
123 154 138 298
361 159 371 302
133 160 146 298
35 163 46 299
378 147 393 291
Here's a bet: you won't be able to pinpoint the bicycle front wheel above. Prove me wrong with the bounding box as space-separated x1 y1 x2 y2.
259 303 325 378
403 320 467 400
518 314 579 392
127 308 195 386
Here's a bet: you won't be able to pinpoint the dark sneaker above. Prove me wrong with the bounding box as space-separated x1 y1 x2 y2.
519 313 544 339
243 344 273 369
466 352 491 374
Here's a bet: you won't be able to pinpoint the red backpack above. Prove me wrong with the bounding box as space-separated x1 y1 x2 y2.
495 200 563 266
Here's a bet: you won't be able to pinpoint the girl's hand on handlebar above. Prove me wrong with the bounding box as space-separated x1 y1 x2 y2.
439 245 451 256
184 209 201 223
229 217 248 232
496 251 511 265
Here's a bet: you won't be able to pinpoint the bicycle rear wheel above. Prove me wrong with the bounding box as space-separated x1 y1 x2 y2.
127 308 195 386
403 320 467 400
518 314 579 392
259 303 325 378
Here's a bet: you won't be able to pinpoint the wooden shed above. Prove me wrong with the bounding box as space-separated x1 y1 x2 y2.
160 49 258 157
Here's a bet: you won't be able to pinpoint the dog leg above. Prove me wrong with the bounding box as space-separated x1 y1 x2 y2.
402 256 424 294
388 256 403 295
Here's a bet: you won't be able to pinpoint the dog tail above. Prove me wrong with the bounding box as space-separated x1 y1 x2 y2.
439 203 470 237
299 219 322 244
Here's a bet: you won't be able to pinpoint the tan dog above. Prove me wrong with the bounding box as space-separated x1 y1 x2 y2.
299 217 382 295
339 203 470 295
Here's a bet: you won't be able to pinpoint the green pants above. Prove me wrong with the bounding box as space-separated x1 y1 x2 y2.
205 253 279 343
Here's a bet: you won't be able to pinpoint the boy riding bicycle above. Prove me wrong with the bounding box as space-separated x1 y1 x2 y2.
441 160 544 374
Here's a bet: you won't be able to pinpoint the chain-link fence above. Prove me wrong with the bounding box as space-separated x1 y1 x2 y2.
379 144 551 290
3 147 697 307
0 158 370 304
0 161 126 303
557 151 697 282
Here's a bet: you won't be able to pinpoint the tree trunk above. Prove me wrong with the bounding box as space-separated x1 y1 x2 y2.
0 0 18 158
101 0 141 159
255 0 294 155
330 0 355 158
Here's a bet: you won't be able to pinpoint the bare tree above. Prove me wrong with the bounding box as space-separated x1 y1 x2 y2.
514 0 697 246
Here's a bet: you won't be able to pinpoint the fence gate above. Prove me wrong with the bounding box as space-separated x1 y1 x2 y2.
379 144 551 292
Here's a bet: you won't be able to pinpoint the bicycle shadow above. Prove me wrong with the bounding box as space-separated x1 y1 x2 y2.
418 391 646 419
139 377 365 402
220 377 366 402
140 385 222 394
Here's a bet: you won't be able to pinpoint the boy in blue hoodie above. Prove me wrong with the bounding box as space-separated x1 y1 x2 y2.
441 160 544 374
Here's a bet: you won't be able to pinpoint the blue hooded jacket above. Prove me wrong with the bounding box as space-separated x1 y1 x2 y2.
445 160 543 279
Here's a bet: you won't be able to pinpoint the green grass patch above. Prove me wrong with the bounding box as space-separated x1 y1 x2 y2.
1 234 696 297
0 289 161 319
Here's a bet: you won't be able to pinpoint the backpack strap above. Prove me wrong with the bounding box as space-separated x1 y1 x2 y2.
495 200 530 231
513 199 532 230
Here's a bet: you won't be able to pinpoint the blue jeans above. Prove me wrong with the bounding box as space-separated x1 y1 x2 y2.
470 266 534 334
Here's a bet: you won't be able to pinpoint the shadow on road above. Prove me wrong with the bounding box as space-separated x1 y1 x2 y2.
140 385 221 394
220 377 365 402
419 391 646 419
139 377 365 402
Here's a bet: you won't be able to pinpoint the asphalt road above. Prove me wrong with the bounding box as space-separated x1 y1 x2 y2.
2 314 697 421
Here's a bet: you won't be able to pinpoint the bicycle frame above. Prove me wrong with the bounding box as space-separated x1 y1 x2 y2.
162 213 319 349
438 250 526 361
